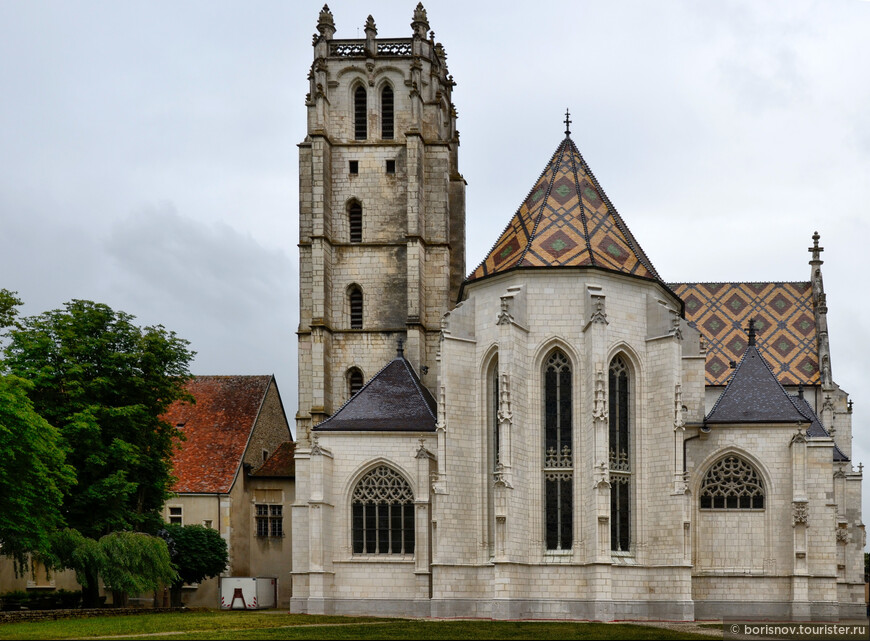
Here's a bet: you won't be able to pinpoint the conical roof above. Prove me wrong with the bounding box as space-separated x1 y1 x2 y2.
466 135 665 289
314 356 436 432
705 332 808 424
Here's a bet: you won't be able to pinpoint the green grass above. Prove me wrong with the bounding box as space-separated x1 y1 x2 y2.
0 611 717 640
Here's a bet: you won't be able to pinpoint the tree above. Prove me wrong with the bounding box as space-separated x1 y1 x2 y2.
99 532 176 607
0 375 75 573
160 524 228 607
4 299 194 605
0 289 22 333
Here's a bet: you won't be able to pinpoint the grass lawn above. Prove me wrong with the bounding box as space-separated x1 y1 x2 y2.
0 611 718 640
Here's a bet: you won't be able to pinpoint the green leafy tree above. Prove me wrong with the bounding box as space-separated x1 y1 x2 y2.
161 524 228 607
45 528 106 592
99 531 177 607
4 299 194 605
0 376 75 573
0 289 22 333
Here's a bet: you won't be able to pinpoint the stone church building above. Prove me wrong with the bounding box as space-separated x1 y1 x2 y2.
291 5 865 620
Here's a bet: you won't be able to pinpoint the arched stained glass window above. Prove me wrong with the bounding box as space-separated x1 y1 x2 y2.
609 355 631 552
543 350 572 551
700 455 765 509
351 466 415 554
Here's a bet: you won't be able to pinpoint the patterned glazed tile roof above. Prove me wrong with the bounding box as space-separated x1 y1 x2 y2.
251 441 296 477
466 135 665 289
705 343 808 424
165 375 273 494
314 356 436 432
670 282 819 386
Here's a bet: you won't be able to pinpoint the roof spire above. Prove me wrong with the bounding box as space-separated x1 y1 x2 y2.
808 231 824 265
397 338 404 358
746 318 757 347
564 108 572 137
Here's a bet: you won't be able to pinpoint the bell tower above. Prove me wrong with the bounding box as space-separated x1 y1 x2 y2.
296 4 465 443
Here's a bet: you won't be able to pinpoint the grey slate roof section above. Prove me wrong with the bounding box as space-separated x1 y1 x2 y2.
314 357 437 432
791 395 849 462
705 344 809 424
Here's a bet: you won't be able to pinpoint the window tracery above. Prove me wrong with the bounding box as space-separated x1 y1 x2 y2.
351 465 415 555
543 350 572 551
609 355 631 552
699 455 765 509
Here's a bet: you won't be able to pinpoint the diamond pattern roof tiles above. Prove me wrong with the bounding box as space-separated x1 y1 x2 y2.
466 136 666 290
671 282 819 386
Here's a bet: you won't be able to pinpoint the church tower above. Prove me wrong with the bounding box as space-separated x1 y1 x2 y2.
296 4 465 443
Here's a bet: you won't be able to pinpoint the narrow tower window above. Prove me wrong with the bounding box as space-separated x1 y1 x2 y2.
349 286 363 329
354 85 367 140
543 350 572 551
381 85 394 139
349 201 362 243
348 367 364 398
609 355 631 553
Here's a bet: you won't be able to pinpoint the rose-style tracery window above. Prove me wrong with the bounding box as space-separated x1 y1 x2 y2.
699 455 765 509
351 465 415 554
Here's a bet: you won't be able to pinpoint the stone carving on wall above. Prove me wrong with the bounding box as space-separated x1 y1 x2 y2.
835 527 850 544
674 384 685 430
496 296 513 326
792 501 809 526
310 435 325 456
593 368 607 422
590 295 608 325
497 372 512 426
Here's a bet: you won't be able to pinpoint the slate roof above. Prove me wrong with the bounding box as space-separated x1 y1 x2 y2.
791 395 849 462
165 375 273 494
314 356 436 432
251 441 296 478
705 340 809 425
670 282 819 387
466 135 669 294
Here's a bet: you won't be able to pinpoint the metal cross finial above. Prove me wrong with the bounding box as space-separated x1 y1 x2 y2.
746 318 757 346
564 108 572 136
808 230 824 263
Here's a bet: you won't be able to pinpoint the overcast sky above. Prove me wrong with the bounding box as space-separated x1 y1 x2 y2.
1 1 868 519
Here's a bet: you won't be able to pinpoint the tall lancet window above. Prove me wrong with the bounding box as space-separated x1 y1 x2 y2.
609 355 631 552
381 85 394 140
486 356 499 558
543 350 572 551
354 85 367 140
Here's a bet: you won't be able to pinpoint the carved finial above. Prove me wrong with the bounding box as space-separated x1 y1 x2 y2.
848 399 853 413
797 383 804 399
808 231 824 264
746 318 757 347
397 338 404 358
317 5 336 39
365 15 377 35
564 108 572 137
411 3 430 39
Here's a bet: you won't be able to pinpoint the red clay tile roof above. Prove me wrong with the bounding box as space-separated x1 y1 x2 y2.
670 282 819 387
166 375 273 494
251 441 296 478
465 135 667 292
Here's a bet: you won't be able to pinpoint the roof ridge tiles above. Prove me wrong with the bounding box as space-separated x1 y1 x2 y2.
566 137 594 266
466 142 563 281
515 138 569 269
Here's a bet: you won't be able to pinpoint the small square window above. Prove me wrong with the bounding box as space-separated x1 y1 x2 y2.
385 159 396 174
168 506 182 525
349 160 358 174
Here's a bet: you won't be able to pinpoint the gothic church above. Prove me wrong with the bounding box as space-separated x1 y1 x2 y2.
291 5 865 620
